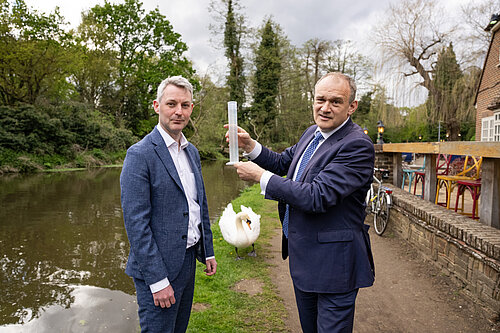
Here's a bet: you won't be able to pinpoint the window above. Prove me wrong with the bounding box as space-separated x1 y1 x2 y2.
482 113 500 142
495 112 500 141
482 115 494 141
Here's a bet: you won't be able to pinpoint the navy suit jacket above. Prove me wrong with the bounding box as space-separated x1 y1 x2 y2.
254 119 375 293
120 126 214 287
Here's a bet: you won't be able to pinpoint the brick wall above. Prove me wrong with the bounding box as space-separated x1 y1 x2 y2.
374 144 393 180
371 184 500 316
476 25 500 140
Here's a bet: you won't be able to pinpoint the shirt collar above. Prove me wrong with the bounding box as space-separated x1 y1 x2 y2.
315 117 350 140
156 124 189 150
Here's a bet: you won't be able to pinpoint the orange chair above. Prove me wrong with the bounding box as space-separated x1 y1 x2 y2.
435 156 482 210
454 179 481 219
413 154 451 198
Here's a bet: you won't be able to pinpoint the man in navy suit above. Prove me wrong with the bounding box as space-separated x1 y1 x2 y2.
121 76 217 332
231 72 375 332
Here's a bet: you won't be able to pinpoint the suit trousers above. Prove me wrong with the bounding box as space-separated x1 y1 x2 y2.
293 284 359 333
133 245 197 333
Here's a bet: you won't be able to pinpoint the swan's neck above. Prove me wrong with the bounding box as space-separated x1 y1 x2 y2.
235 215 247 231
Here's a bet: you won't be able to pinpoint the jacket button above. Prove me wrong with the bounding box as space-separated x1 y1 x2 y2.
183 212 189 217
182 235 187 240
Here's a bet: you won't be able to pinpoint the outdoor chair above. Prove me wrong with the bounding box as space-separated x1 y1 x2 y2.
413 154 451 198
454 179 481 220
435 156 482 210
402 155 425 193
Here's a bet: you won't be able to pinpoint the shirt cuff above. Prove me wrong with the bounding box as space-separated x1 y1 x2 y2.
206 256 215 260
260 171 273 195
243 142 262 160
150 277 170 294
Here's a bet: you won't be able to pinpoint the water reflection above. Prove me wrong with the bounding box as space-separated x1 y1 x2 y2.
0 161 247 330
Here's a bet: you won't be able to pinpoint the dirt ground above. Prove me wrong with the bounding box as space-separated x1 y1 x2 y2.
265 221 499 333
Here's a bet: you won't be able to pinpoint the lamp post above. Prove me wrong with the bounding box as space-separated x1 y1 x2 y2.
363 127 368 135
377 120 385 144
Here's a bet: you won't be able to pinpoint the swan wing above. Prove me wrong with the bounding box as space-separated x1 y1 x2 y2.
219 203 237 244
240 205 260 243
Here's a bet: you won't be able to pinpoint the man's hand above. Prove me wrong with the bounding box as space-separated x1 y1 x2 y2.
224 125 256 153
204 258 217 276
153 285 175 308
233 161 265 182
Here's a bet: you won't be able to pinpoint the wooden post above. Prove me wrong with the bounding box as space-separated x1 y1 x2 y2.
393 153 402 188
479 158 500 228
424 154 437 202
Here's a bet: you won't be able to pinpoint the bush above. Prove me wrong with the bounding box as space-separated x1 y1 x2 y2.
0 103 137 172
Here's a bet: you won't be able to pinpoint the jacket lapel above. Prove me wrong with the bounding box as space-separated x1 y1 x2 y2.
297 119 355 181
150 127 184 192
287 126 316 179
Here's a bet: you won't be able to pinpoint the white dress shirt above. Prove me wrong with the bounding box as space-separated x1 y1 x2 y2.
246 118 350 194
149 125 203 293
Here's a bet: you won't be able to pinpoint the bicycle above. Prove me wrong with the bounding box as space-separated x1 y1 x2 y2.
365 167 393 235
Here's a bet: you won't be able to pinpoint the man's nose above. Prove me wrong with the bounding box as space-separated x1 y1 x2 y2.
174 105 183 114
321 101 332 111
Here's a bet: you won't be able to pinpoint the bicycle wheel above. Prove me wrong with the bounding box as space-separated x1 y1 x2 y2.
373 192 390 235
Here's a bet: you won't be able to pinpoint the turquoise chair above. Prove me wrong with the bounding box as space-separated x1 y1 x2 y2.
402 155 425 193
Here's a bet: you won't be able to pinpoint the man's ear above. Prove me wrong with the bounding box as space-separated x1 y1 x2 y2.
153 100 160 114
348 100 358 116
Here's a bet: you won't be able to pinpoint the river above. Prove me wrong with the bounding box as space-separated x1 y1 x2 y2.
0 161 248 332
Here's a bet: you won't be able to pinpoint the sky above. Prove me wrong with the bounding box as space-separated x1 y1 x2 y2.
24 0 477 105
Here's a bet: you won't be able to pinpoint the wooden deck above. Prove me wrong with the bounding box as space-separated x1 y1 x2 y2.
379 142 500 228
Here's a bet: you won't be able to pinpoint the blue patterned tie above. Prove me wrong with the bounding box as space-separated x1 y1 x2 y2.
282 131 324 237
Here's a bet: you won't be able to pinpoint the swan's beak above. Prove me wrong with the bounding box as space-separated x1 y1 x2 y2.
246 219 252 230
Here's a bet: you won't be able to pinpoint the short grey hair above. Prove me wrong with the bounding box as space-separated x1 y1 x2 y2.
315 72 357 104
156 75 193 103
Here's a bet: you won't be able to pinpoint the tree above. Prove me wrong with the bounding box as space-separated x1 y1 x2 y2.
80 0 195 134
374 0 469 139
460 0 499 68
0 0 76 105
428 43 462 140
223 0 246 114
249 18 281 143
300 38 331 101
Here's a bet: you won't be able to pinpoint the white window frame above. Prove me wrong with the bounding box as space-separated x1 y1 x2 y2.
482 115 494 141
495 112 500 142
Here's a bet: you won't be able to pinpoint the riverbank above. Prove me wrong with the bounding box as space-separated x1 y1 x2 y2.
0 148 127 174
0 148 227 175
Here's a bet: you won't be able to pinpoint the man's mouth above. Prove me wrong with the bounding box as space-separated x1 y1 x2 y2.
318 114 332 120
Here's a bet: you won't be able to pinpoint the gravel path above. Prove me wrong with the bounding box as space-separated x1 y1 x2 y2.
265 218 498 333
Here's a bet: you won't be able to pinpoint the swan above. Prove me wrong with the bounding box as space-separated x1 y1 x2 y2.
219 203 261 259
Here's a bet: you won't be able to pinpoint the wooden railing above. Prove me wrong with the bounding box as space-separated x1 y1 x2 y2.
379 142 500 229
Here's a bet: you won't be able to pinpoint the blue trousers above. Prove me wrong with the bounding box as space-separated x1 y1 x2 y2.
133 246 196 333
293 284 359 333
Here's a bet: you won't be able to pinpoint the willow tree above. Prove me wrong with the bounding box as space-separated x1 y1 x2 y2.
374 0 461 137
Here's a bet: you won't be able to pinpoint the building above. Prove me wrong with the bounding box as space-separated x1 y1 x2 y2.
475 14 500 142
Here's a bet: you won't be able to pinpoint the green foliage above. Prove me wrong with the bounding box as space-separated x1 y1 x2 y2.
0 104 136 172
223 0 246 113
0 0 77 105
78 0 196 135
250 19 281 145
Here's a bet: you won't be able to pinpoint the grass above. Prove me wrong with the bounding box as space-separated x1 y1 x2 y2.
188 184 289 332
